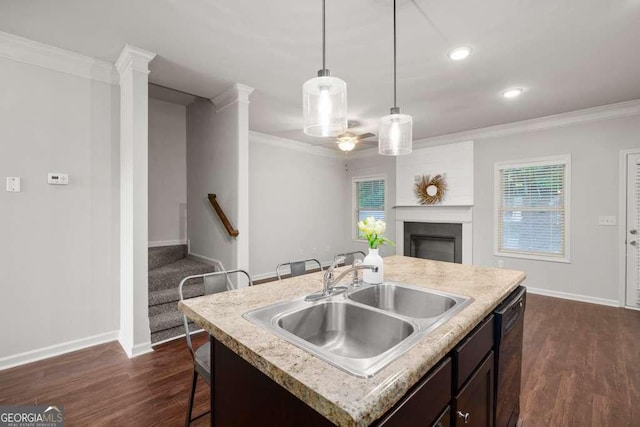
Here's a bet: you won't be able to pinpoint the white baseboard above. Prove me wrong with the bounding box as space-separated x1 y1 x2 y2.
527 287 620 307
117 333 153 358
148 239 187 248
0 330 119 371
188 252 221 266
625 305 640 311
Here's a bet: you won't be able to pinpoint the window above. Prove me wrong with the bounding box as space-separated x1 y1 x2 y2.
495 155 570 262
353 177 385 239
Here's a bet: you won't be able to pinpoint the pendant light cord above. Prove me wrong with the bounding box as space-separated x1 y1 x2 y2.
393 0 397 109
322 0 326 71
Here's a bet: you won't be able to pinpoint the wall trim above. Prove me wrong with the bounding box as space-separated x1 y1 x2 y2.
618 149 640 308
148 239 187 248
0 330 119 371
188 251 223 267
249 131 344 159
211 83 255 112
527 287 620 308
350 98 640 157
117 333 153 358
0 30 118 85
414 99 640 148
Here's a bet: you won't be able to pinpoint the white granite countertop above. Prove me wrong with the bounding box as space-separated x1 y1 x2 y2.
179 255 526 426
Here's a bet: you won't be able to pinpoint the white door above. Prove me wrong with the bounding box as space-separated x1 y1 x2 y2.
626 153 640 308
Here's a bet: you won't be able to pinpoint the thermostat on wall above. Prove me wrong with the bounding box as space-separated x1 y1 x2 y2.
48 173 69 185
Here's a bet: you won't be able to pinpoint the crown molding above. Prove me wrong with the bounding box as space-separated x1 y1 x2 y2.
115 44 156 77
211 83 255 112
413 99 640 148
249 131 344 159
0 30 118 85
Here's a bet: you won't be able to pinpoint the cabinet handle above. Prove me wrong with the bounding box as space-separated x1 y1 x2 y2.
457 411 470 424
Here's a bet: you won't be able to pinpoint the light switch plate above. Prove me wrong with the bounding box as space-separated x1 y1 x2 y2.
598 216 616 226
6 177 20 192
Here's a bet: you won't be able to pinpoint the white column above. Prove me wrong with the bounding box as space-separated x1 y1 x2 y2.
116 45 155 357
211 83 254 286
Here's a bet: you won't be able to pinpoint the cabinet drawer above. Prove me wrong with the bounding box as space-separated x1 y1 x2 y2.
453 314 494 391
453 351 494 427
377 357 452 426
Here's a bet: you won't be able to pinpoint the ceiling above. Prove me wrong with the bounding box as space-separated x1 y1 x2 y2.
1 0 639 150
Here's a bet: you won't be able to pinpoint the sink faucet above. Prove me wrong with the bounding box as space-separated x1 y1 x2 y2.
305 257 378 301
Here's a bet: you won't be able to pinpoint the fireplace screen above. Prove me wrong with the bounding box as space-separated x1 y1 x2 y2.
404 222 462 264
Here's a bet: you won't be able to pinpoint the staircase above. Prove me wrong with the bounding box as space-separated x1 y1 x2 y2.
148 245 217 344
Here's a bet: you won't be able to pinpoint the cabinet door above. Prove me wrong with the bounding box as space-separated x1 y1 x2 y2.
453 351 494 427
376 358 452 426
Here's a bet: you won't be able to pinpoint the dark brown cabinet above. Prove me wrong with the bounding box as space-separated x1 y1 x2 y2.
212 311 501 427
376 358 452 426
452 351 494 427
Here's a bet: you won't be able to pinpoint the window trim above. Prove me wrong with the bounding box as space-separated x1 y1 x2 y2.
493 155 571 263
352 175 387 242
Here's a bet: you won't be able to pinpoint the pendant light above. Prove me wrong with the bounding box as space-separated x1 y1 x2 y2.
303 0 348 137
378 0 412 156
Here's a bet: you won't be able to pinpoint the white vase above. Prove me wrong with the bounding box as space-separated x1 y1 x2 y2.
363 248 384 284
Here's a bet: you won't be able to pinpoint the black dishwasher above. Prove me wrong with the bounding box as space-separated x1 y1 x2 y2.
493 286 526 427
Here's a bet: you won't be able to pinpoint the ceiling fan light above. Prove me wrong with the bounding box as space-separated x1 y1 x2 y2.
303 74 348 137
448 46 472 61
338 140 356 151
378 112 412 156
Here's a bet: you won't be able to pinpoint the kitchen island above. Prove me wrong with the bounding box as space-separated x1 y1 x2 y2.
179 255 526 426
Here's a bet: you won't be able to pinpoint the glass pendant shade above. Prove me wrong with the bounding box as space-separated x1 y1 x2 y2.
303 74 348 137
378 113 412 156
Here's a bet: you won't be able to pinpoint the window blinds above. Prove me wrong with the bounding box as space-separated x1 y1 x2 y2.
356 179 385 230
497 161 567 258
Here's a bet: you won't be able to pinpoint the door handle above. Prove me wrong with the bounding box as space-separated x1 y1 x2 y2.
457 411 470 424
630 241 638 246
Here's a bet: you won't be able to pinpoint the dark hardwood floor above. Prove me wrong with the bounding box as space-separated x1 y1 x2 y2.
520 295 640 427
0 294 638 426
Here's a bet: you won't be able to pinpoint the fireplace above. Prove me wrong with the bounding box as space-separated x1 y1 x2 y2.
404 222 462 264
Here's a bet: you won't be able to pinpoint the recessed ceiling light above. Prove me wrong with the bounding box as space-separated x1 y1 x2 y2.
448 46 472 61
502 88 524 99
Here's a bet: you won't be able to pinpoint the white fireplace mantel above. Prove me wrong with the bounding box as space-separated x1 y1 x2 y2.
395 205 473 264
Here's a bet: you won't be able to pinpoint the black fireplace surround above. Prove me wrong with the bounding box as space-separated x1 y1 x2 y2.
404 222 462 264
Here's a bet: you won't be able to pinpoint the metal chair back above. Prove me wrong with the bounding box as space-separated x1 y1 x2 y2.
335 251 366 266
178 266 253 356
275 258 322 280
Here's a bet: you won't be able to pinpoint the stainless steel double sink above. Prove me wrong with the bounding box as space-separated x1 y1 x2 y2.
243 281 472 378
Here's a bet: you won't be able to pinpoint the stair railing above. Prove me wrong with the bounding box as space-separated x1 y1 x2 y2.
207 194 239 237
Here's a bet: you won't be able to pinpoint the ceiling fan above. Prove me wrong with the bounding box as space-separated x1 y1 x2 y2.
313 131 377 152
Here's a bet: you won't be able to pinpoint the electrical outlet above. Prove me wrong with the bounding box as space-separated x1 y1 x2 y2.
497 259 504 268
598 216 616 226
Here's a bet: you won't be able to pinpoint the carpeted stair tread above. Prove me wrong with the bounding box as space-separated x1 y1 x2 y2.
149 310 185 334
148 257 216 292
148 282 204 307
148 244 187 270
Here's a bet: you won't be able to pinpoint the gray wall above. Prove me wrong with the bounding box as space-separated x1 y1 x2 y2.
473 116 640 303
186 98 239 271
345 155 397 257
148 98 186 243
248 134 350 277
0 56 120 361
